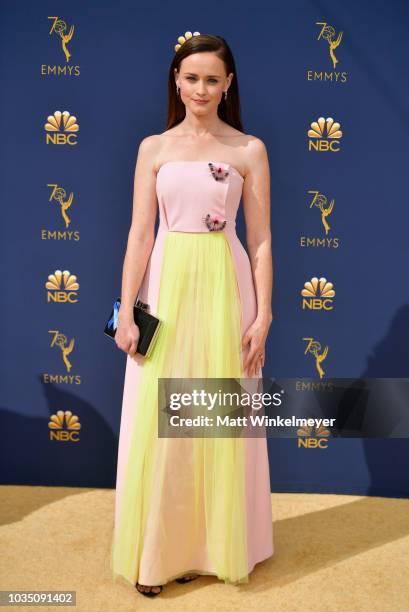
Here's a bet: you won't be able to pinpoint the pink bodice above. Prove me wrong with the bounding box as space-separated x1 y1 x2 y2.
156 160 244 234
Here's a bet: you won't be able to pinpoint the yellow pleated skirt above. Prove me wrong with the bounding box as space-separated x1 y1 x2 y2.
110 231 250 586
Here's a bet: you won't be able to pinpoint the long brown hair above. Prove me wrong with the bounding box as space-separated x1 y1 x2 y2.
166 34 243 132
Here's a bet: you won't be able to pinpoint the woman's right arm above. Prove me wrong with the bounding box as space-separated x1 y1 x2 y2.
115 135 159 357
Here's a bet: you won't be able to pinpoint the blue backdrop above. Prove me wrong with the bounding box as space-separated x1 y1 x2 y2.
1 0 408 497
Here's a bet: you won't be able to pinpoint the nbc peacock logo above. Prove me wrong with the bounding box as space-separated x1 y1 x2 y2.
297 424 330 449
45 269 80 303
48 410 81 442
44 110 79 145
301 277 335 310
308 117 342 152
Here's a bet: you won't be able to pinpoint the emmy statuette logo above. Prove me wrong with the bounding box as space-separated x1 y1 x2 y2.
306 22 347 83
299 190 340 249
316 22 343 70
42 330 81 385
303 337 329 379
41 183 80 241
48 184 74 229
49 330 75 372
41 16 80 76
308 190 334 235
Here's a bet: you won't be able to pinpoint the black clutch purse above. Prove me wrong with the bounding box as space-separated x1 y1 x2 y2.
104 297 161 358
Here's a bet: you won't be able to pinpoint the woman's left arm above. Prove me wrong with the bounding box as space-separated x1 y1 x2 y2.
241 137 274 376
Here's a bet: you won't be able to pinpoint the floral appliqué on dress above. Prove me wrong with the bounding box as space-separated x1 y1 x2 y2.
203 213 227 231
208 162 229 181
202 162 229 231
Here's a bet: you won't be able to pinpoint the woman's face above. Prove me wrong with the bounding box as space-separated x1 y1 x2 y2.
175 52 233 115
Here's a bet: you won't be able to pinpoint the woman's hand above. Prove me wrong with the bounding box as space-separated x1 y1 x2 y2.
242 315 273 377
115 316 143 362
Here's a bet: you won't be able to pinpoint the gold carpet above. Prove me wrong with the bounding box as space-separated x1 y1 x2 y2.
1 486 408 611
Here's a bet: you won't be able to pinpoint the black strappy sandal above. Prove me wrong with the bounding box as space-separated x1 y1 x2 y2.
176 574 199 584
135 582 163 597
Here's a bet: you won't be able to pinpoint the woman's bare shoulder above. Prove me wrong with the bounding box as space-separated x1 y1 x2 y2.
242 136 269 179
230 134 268 177
221 129 267 153
136 134 166 172
138 131 182 152
243 133 267 149
138 134 162 152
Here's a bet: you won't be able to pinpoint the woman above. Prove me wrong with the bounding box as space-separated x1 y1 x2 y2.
110 31 274 597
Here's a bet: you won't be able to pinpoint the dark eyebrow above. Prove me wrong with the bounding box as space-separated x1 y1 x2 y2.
184 72 220 78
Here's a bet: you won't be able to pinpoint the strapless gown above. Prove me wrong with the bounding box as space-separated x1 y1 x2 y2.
110 160 274 587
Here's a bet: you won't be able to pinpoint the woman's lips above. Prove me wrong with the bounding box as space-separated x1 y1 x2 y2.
193 99 208 104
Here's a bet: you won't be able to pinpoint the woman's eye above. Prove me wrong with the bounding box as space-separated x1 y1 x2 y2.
186 77 217 83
